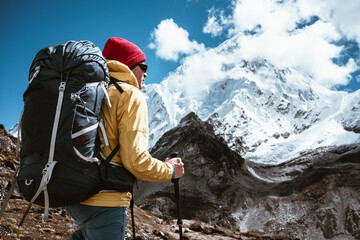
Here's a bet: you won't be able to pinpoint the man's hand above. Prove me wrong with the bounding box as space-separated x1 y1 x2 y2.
165 157 184 179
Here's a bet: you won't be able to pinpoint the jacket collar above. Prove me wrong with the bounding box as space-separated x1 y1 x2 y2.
106 60 139 89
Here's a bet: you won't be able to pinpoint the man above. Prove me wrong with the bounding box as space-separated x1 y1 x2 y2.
66 37 184 239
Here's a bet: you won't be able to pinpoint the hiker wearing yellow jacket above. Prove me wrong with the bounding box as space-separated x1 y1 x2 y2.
66 37 185 240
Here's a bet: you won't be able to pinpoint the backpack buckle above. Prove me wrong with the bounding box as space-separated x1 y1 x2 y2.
59 81 66 91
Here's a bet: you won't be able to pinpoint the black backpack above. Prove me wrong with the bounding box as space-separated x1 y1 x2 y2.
16 40 109 222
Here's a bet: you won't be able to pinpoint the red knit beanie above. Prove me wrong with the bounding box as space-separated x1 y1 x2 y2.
102 37 146 68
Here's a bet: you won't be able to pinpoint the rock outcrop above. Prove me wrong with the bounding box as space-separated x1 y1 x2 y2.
244 143 360 239
135 112 249 229
135 112 360 240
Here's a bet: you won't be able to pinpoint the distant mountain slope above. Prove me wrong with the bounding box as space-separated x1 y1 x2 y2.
144 33 360 164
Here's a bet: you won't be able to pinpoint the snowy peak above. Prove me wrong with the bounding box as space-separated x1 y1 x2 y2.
204 67 359 163
144 34 360 164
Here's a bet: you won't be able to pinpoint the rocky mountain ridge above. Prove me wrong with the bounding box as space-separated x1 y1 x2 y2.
1 110 360 239
135 112 246 229
135 112 360 240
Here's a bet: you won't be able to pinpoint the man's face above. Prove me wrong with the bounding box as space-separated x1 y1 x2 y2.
131 63 147 90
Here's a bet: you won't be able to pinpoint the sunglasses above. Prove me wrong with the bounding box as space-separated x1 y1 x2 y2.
130 62 148 73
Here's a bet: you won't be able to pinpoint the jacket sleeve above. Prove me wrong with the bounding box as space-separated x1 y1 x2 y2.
117 89 174 182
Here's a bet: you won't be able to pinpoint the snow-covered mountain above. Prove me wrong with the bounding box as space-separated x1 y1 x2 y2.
144 34 360 165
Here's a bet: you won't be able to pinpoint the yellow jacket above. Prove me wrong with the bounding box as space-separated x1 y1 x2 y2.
81 60 174 207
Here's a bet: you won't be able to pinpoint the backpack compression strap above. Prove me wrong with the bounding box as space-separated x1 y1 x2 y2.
20 78 67 225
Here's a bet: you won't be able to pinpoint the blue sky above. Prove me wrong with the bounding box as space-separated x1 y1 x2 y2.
1 0 360 130
0 0 227 129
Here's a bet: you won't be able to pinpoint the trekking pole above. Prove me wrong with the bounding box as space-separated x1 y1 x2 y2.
130 196 136 240
170 152 183 240
1 122 22 222
0 167 20 219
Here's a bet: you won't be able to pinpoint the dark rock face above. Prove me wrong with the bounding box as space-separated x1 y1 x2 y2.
243 143 360 240
135 112 248 229
135 112 360 240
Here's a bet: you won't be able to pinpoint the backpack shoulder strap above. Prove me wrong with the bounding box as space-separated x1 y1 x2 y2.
109 77 124 94
99 144 120 165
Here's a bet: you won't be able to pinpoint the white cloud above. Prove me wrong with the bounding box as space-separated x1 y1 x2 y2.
203 7 225 37
328 1 360 43
297 0 360 43
203 15 223 37
150 0 359 90
176 49 228 97
201 0 359 88
236 20 357 87
149 18 205 61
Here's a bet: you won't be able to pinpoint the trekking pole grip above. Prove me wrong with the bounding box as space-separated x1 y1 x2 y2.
170 152 179 184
